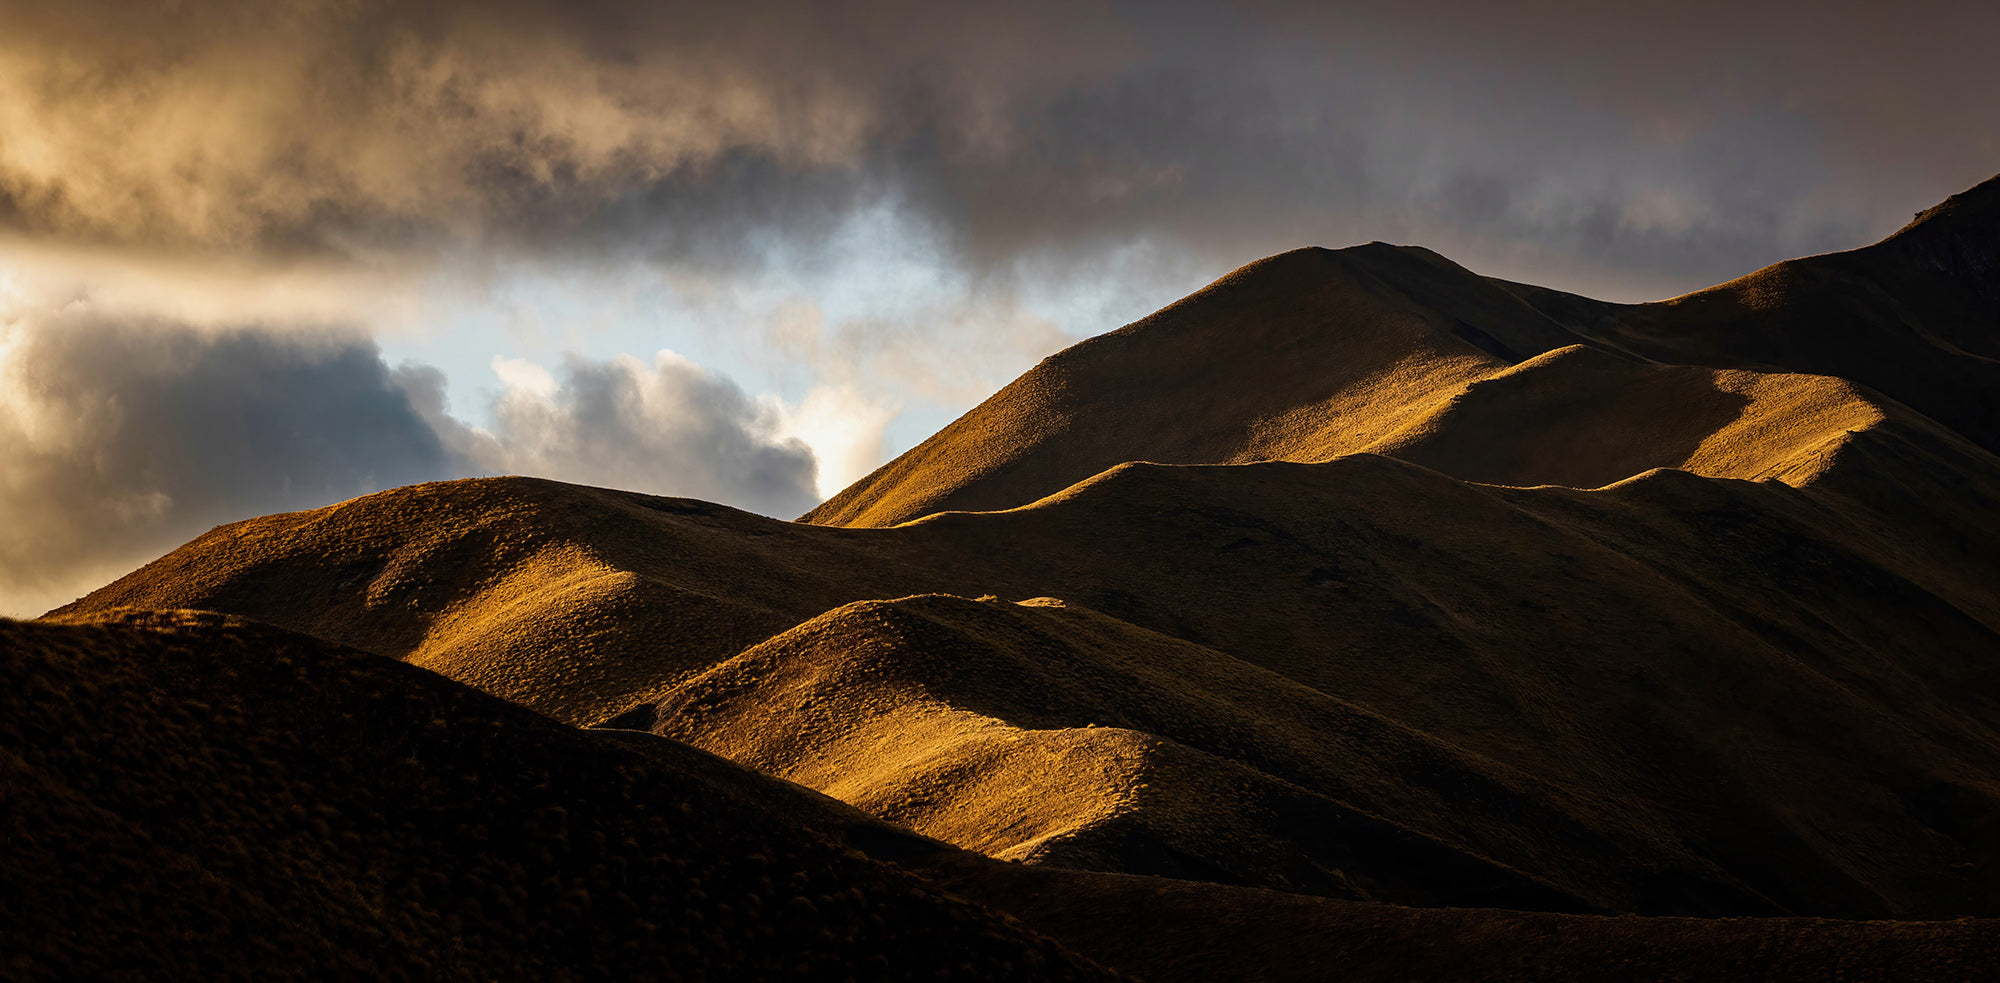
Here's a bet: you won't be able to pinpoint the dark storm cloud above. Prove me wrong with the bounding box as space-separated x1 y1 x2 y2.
0 0 1134 258
878 0 2000 290
1230 0 2000 283
0 315 821 612
0 315 452 607
5 0 1994 295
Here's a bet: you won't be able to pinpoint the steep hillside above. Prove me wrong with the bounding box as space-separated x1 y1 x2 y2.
1501 174 2000 454
807 175 2000 528
801 243 1519 527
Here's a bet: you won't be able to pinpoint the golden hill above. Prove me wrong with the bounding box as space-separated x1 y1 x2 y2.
54 441 2000 917
44 174 2000 950
648 594 1586 912
806 175 2000 528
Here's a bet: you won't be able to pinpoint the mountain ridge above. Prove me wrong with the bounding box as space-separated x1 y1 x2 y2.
805 176 2000 529
41 175 2000 954
54 443 2000 917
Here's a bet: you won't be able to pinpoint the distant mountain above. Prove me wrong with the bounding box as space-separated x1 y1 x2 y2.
38 176 2000 976
808 175 2000 527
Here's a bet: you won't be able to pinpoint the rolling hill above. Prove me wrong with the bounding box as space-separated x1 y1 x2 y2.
2 611 1123 981
31 174 2000 976
808 174 2000 526
12 611 2000 982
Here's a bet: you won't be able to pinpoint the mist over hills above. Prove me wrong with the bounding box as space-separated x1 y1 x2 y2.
20 175 2000 978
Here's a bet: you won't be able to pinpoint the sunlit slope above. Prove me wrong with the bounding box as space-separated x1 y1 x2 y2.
55 441 2000 917
1499 174 2000 455
663 454 2000 918
1373 345 1884 487
804 243 1537 527
807 176 2000 528
649 594 1589 912
48 479 850 724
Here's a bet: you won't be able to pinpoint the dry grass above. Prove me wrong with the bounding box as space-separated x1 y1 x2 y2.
53 442 2000 918
12 612 2000 983
808 178 2000 529
1 613 1123 981
33 174 2000 978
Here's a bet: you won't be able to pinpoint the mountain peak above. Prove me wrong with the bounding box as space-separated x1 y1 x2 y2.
810 174 2000 528
1877 173 2000 292
1894 172 2000 235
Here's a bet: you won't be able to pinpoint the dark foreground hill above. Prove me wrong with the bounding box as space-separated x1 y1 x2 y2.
10 613 2000 982
2 612 1120 982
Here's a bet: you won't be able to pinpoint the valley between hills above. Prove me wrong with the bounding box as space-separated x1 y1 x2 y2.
10 176 2000 980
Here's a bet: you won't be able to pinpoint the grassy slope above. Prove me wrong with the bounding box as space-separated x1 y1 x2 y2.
12 612 2000 983
1 613 1122 982
51 446 2000 918
42 175 2000 929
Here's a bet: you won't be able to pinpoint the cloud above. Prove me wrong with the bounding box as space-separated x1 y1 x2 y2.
452 350 820 519
0 0 1133 261
7 0 1995 303
0 310 453 613
773 385 898 501
0 308 830 615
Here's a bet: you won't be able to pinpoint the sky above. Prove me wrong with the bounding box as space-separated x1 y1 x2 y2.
2 0 1996 615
